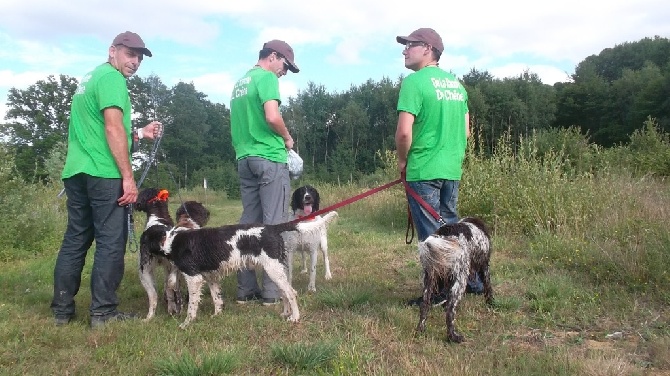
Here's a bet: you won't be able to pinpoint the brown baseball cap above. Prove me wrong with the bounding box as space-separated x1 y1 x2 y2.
396 28 444 54
263 39 299 73
112 31 152 57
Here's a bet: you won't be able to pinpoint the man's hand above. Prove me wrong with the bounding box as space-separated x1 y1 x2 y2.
141 121 163 140
284 135 294 150
117 176 138 206
398 160 407 176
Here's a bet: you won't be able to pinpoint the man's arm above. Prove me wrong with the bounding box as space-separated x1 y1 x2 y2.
395 111 415 175
264 100 294 149
103 107 137 206
465 112 470 138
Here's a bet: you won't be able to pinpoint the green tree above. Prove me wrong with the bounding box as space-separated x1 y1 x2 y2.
555 36 670 146
1 74 77 181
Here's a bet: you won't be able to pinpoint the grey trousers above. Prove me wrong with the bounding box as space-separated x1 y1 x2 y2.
51 174 127 318
236 157 290 299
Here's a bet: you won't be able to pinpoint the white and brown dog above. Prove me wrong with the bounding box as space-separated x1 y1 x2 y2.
157 218 330 329
285 185 338 292
135 188 209 320
415 217 494 343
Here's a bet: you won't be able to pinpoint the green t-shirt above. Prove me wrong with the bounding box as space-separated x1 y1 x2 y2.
230 67 287 163
62 63 132 179
397 66 469 181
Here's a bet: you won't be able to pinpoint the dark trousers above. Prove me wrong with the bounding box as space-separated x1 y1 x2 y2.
51 174 128 318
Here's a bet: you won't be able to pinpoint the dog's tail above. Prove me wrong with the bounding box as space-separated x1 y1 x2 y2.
297 213 336 234
418 236 466 290
321 211 338 226
461 217 490 238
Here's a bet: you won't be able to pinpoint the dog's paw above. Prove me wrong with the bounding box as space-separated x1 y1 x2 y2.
324 272 332 280
167 304 179 316
178 322 190 330
447 332 464 343
287 316 300 323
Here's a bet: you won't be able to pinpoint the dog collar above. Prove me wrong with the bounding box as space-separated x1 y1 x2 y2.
148 189 170 204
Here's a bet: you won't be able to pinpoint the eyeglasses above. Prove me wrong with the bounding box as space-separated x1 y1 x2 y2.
404 41 428 51
274 52 291 72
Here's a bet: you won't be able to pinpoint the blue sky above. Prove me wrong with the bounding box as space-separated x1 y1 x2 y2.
1 0 669 122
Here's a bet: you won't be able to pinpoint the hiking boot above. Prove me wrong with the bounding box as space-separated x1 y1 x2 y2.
54 315 72 326
236 292 262 304
262 297 280 306
90 311 138 329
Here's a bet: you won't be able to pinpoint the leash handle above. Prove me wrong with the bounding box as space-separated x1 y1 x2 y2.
405 203 415 244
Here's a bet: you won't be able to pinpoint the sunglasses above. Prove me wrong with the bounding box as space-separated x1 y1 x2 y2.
275 52 291 72
404 41 428 50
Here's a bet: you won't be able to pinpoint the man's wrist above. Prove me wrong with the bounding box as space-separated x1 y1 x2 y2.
135 128 144 140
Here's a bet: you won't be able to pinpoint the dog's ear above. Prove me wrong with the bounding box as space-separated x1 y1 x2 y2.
312 187 320 212
136 187 158 211
290 188 300 212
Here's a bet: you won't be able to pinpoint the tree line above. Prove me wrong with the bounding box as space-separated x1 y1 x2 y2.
1 36 669 195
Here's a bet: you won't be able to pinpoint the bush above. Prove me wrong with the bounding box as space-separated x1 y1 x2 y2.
461 131 608 235
627 116 670 176
0 145 66 261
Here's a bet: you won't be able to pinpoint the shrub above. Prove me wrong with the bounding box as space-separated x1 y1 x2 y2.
627 116 670 176
0 146 66 261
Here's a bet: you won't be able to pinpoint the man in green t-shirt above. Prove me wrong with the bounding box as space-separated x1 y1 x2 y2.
51 31 163 328
230 39 299 305
394 28 483 304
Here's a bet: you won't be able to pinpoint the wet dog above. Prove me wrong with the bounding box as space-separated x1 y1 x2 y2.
415 217 494 343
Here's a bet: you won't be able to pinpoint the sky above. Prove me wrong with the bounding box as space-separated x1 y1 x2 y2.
1 0 669 123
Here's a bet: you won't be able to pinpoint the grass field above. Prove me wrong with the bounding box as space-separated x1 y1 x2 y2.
1 174 668 375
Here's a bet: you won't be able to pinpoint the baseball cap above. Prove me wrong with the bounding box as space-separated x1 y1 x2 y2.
263 40 299 73
112 31 152 57
396 28 444 54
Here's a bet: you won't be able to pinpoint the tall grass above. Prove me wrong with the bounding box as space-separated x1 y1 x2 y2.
0 146 66 262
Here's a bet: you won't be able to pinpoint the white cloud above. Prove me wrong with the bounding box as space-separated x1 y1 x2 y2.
187 72 237 105
489 63 573 85
280 80 299 102
1 0 669 120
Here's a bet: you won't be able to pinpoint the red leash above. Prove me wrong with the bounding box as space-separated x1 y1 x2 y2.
290 176 444 244
289 178 404 223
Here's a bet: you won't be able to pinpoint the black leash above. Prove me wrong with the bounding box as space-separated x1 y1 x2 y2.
127 124 166 253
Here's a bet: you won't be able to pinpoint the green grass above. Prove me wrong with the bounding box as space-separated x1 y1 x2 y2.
1 159 669 374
